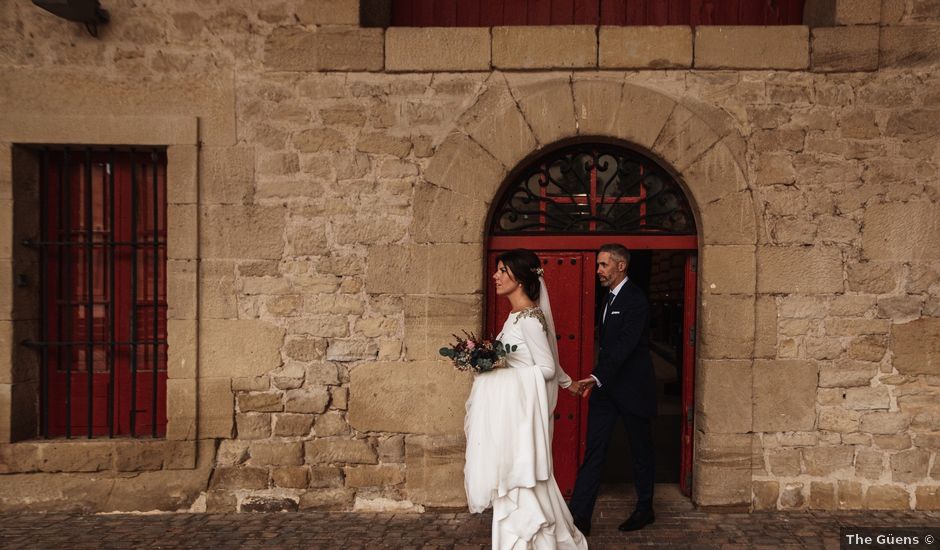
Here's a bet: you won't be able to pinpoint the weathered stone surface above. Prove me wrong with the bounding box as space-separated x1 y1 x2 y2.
199 377 235 439
457 77 536 170
423 133 505 203
860 412 911 435
811 26 879 72
866 485 911 509
753 360 818 432
838 480 864 509
210 467 268 490
313 412 349 437
757 246 843 294
862 202 940 261
348 362 471 435
305 439 377 465
345 464 404 487
200 320 284 378
891 449 930 483
768 448 801 476
818 407 860 433
296 0 359 25
202 205 286 260
809 482 836 510
237 393 283 413
695 26 809 69
611 83 676 150
308 466 344 488
915 486 940 510
697 360 752 433
893 318 940 376
386 28 489 72
819 362 878 388
411 184 487 245
264 27 384 72
404 435 466 507
599 26 692 68
652 104 720 172
249 441 303 467
493 26 596 69
274 413 314 437
752 481 779 510
881 26 940 68
701 246 755 295
298 488 355 510
693 432 752 507
285 388 330 414
779 482 805 509
802 447 855 476
844 387 891 410
855 448 884 480
701 192 758 245
699 295 755 359
240 496 298 513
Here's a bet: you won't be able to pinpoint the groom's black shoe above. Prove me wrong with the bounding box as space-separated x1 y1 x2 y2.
572 514 591 536
618 508 655 532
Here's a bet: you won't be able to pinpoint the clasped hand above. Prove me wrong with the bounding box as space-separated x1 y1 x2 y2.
566 377 596 397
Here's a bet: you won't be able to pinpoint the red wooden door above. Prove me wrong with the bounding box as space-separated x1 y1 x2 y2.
486 250 595 497
679 254 696 495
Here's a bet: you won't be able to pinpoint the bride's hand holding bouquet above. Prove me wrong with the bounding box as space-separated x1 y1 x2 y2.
439 331 517 374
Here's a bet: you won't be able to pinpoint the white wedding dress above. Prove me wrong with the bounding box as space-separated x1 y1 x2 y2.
464 306 588 550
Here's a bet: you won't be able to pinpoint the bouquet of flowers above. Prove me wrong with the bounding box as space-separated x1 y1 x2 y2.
439 331 517 373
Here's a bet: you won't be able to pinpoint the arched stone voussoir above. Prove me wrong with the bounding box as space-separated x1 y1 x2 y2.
610 83 677 150
651 104 723 174
682 138 750 207
572 77 625 137
678 98 748 173
700 190 759 246
455 76 538 171
424 132 506 204
503 73 576 147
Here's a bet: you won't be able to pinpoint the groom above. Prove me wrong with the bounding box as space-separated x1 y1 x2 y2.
568 243 657 534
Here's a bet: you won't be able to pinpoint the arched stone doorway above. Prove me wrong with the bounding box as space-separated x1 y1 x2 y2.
484 139 698 496
415 75 760 508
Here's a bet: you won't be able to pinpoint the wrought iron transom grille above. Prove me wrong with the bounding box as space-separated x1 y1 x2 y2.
490 143 695 235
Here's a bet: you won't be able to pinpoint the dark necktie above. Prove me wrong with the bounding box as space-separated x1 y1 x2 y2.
602 291 615 329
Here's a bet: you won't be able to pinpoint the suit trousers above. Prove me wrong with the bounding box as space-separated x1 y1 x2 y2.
568 389 655 521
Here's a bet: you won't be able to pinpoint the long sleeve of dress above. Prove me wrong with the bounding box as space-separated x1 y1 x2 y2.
518 316 556 381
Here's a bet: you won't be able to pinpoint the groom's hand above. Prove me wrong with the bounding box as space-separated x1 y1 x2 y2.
574 377 596 397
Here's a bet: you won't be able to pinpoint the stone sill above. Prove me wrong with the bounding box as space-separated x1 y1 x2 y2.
274 24 900 73
0 438 199 474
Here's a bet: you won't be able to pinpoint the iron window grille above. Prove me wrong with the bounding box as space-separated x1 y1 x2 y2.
490 143 695 236
22 146 168 439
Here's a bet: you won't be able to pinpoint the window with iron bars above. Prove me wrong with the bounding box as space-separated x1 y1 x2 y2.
22 147 167 439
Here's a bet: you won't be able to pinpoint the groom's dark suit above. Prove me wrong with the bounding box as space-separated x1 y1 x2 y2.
569 278 657 524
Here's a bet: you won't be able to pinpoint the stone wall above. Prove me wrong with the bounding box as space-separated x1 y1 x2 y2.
0 0 939 512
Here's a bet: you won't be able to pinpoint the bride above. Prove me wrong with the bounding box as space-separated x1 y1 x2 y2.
464 249 588 549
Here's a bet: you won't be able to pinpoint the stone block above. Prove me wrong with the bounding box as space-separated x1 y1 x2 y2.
200 146 253 205
274 413 314 437
411 184 487 245
504 75 577 147
200 320 284 378
809 482 836 510
199 377 234 439
652 105 720 172
424 132 505 203
838 480 864 509
309 466 344 488
272 466 309 489
200 260 237 319
264 27 383 72
404 434 467 507
844 387 891 411
768 448 801 476
348 361 471 435
860 412 910 435
695 26 809 70
493 26 596 69
611 83 676 150
818 407 860 433
202 205 286 260
305 439 377 465
701 246 755 295
802 446 855 476
236 413 271 440
811 26 879 72
757 246 844 294
891 449 930 483
700 192 757 246
873 434 912 450
296 0 359 25
752 481 779 510
819 362 878 388
881 26 940 68
692 432 752 507
753 360 818 432
306 363 341 386
313 412 349 437
428 245 483 294
345 464 404 487
754 296 777 359
855 448 884 480
892 318 940 376
298 488 354 510
699 295 754 359
599 26 692 68
237 393 282 413
866 485 911 509
240 496 298 513
249 441 303 467
113 441 164 472
386 28 490 71
683 141 748 206
294 128 348 153
210 466 268 490
780 482 805 509
915 486 940 510
457 77 536 170
696 360 752 433
862 202 940 261
166 379 196 440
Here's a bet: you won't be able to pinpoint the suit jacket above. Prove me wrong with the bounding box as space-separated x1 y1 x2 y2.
592 279 657 418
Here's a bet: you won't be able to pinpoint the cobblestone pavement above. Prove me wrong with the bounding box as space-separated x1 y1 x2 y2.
1 485 937 549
